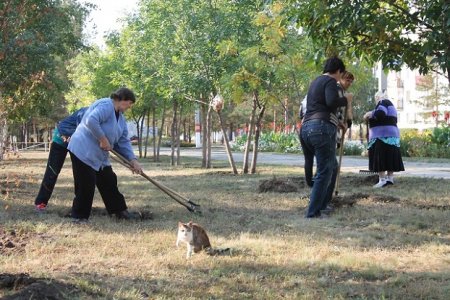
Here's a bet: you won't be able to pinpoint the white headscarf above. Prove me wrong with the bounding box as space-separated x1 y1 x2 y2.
374 91 389 102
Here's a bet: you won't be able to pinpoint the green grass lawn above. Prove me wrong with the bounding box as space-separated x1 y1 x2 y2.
1 152 449 299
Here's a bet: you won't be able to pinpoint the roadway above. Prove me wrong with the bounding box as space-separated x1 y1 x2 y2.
158 147 450 179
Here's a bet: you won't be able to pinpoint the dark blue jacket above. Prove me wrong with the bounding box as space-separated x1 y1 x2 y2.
57 107 88 137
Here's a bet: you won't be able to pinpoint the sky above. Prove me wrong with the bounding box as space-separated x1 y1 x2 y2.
78 0 139 48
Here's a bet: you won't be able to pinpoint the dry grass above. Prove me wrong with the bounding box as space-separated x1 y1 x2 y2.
1 151 449 299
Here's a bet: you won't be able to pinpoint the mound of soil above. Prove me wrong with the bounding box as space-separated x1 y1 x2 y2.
258 177 306 193
343 175 379 186
0 229 28 256
0 273 79 299
414 204 450 211
369 195 401 203
331 193 370 207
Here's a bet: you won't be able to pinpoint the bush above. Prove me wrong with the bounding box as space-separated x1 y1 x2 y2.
400 127 450 158
231 132 301 153
343 140 365 156
160 138 196 148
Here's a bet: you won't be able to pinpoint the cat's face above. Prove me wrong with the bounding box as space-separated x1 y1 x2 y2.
177 222 193 243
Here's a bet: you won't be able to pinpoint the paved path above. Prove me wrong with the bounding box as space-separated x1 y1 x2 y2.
160 147 450 179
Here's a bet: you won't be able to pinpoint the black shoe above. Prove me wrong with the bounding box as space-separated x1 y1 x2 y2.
321 204 335 214
383 181 394 187
71 217 88 224
114 210 142 220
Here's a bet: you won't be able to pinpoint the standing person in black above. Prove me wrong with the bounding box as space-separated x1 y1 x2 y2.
300 57 353 218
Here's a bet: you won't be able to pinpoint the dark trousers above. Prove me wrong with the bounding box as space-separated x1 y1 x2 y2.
300 120 338 217
70 153 127 219
35 142 68 205
299 133 314 187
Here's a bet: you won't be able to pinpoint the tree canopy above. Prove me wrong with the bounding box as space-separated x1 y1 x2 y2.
287 0 450 84
0 0 90 121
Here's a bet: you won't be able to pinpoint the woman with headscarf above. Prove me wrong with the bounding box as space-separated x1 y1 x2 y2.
364 91 405 188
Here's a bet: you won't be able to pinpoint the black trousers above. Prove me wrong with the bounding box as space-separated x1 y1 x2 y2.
70 153 127 219
35 142 68 205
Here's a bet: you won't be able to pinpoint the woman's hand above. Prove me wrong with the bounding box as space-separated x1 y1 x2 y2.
345 93 353 103
99 136 112 151
363 112 372 121
130 159 143 175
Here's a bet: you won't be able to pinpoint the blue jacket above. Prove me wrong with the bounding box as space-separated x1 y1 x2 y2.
68 98 136 171
52 107 88 147
58 107 88 136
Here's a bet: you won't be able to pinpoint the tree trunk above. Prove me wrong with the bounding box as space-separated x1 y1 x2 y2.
138 114 145 158
188 117 192 143
284 97 288 133
217 111 238 174
201 102 207 168
156 103 166 162
0 116 7 161
359 123 364 143
243 92 257 174
152 105 157 162
206 104 213 168
144 109 151 158
176 105 182 166
170 99 178 166
229 122 233 141
251 104 266 174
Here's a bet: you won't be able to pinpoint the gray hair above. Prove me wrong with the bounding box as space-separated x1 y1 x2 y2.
374 91 389 101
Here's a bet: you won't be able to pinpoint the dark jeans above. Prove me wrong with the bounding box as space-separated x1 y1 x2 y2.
35 142 68 205
299 133 314 187
300 120 338 217
70 153 127 219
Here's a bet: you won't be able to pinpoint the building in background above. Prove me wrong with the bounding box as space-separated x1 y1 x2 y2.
375 62 450 130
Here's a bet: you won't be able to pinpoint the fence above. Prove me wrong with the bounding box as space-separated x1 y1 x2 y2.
5 142 50 153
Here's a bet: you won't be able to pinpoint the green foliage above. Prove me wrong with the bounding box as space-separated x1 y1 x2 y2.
0 0 91 121
343 140 365 156
232 132 300 153
431 125 450 146
286 0 450 84
399 128 450 158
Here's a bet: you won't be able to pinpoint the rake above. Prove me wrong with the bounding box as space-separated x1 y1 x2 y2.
110 149 202 214
359 121 378 175
334 108 347 196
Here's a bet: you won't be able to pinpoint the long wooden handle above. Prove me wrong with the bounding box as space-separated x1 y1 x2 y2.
109 150 201 213
334 108 348 196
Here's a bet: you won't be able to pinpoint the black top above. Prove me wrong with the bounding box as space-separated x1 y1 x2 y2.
303 75 348 126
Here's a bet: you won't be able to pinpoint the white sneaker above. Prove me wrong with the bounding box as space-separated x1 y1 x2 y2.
373 179 386 188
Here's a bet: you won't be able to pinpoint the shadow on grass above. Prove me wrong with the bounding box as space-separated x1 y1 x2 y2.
7 260 446 299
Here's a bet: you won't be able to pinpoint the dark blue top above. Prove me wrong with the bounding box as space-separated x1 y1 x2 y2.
57 107 88 137
303 75 348 126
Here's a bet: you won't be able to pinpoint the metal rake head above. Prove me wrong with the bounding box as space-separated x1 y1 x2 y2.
187 200 202 214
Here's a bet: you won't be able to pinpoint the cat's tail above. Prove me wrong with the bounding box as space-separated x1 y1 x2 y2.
205 247 232 256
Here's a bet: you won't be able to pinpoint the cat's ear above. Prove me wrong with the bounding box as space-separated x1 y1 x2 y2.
188 221 193 227
178 221 183 227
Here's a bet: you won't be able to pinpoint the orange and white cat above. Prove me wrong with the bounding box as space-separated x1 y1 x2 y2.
176 221 211 258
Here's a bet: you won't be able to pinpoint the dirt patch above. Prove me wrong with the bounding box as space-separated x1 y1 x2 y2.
258 177 306 193
414 204 450 211
58 207 154 220
332 193 370 207
331 193 401 207
0 228 29 256
369 195 401 203
0 273 80 299
342 175 379 186
0 174 35 200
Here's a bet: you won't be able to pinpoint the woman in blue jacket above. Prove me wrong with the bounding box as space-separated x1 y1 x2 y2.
35 107 88 212
68 87 142 222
